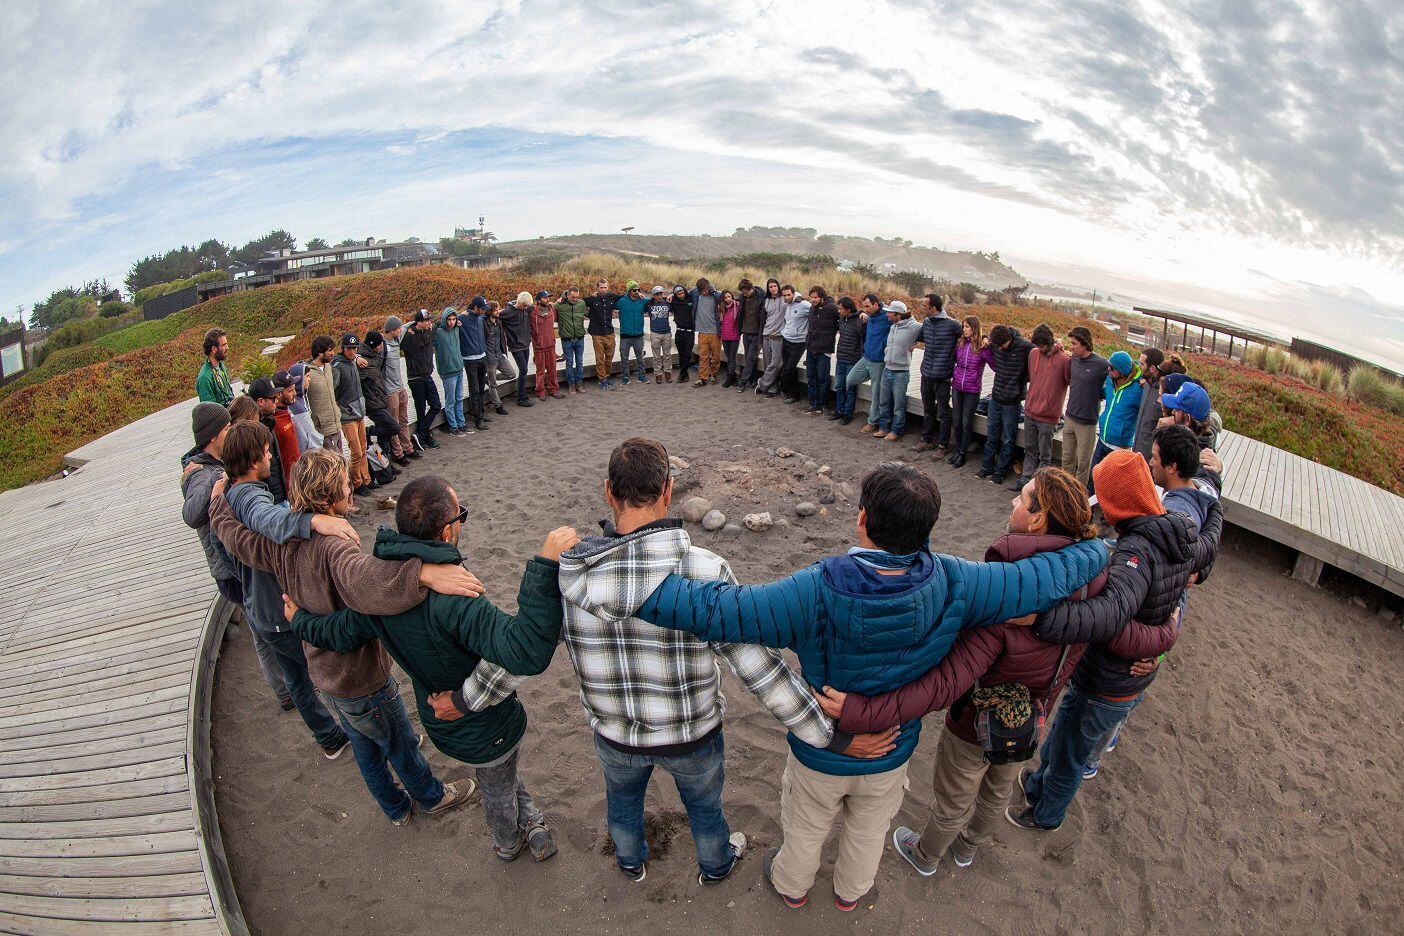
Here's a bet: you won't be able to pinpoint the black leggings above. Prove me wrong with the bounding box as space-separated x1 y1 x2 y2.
675 329 696 379
921 376 953 445
951 389 980 453
779 340 806 397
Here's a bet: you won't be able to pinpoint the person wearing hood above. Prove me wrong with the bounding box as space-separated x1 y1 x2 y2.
286 475 577 863
1008 323 1071 492
804 286 840 415
584 279 620 390
432 308 468 436
530 290 562 400
247 377 299 499
305 335 344 456
736 278 766 389
777 284 811 403
977 324 1034 484
831 296 866 423
283 358 323 456
1089 350 1144 494
1131 347 1167 461
182 403 292 710
499 293 535 406
718 289 742 387
331 333 375 494
380 315 417 461
1008 449 1222 833
873 301 923 441
689 278 722 386
613 282 649 386
633 462 1107 910
916 293 963 457
359 330 407 470
555 287 589 394
400 310 443 450
669 284 696 384
459 297 492 430
756 277 787 396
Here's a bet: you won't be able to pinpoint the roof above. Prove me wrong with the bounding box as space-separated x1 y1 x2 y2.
1132 306 1287 347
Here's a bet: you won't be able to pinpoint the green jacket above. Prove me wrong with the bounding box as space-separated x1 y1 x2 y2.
554 299 589 340
196 361 234 406
291 529 563 765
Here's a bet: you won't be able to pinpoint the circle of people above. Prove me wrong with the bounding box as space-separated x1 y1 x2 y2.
184 274 1226 911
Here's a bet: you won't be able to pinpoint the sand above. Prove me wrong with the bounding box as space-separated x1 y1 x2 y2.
210 380 1404 935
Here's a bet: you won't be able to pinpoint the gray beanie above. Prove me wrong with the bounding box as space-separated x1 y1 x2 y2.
384 315 404 333
192 402 230 449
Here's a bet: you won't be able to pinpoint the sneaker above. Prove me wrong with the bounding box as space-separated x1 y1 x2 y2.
527 824 557 861
891 826 938 877
693 379 707 387
620 377 631 385
376 496 397 511
495 836 526 862
322 739 350 761
914 440 935 452
761 847 807 909
975 468 993 480
948 836 976 869
883 432 901 441
827 411 842 421
992 472 1007 484
782 395 799 405
1083 762 1100 780
390 805 413 828
698 832 746 885
618 861 647 883
425 779 477 815
406 450 423 460
834 895 859 912
1105 727 1121 753
949 452 966 468
1005 806 1060 832
839 414 854 425
423 436 440 449
933 445 950 459
394 455 412 467
494 404 509 415
278 697 295 712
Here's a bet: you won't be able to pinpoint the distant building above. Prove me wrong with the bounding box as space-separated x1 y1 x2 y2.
194 238 468 303
0 323 28 385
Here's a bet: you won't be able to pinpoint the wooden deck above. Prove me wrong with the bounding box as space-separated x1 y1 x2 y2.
0 403 244 935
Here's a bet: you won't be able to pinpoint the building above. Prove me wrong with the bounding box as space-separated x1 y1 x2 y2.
194 238 466 303
0 323 28 385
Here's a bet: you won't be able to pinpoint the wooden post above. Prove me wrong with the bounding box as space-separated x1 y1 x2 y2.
1292 552 1324 586
1183 321 1189 350
1162 318 1169 349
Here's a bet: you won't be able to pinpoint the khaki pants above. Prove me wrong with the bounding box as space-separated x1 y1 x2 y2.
386 388 413 457
342 420 370 489
696 333 722 381
769 751 908 903
917 729 1019 864
1060 418 1097 490
649 332 673 373
592 334 616 380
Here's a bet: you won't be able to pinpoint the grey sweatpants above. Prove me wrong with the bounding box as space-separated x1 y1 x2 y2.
759 336 784 391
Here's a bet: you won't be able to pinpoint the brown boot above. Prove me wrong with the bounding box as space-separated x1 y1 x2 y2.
664 372 673 383
655 374 663 384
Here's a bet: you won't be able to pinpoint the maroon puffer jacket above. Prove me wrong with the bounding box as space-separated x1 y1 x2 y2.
837 532 1175 742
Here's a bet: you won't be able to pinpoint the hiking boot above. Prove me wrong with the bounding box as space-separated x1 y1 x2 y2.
762 847 807 909
426 779 477 815
1005 806 1060 832
839 414 854 425
527 824 557 861
949 452 967 468
883 432 901 441
827 411 842 421
618 861 647 883
860 423 875 434
914 440 936 452
698 832 746 885
892 826 938 877
322 739 350 761
948 836 977 869
664 372 674 383
933 445 950 458
495 836 526 862
975 468 993 480
394 455 412 467
655 374 663 384
278 697 295 712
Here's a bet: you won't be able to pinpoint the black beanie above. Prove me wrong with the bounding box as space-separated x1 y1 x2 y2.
192 402 230 448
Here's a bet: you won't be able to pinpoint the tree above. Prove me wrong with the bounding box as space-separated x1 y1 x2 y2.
231 230 297 264
304 237 329 250
28 282 108 329
337 238 361 247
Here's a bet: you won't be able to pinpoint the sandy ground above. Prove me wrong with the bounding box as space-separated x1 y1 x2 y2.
211 379 1404 935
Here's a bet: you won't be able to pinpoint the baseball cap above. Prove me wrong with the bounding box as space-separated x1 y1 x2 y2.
887 300 909 316
1161 381 1211 421
248 377 277 400
469 295 488 310
413 308 430 322
363 330 384 349
535 289 551 300
340 333 359 348
651 285 665 295
272 369 296 391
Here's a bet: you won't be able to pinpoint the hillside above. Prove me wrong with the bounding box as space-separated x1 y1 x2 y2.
499 226 1026 290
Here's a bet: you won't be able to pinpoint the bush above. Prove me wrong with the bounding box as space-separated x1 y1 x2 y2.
1347 366 1390 408
1285 355 1314 383
513 253 571 277
1309 360 1345 396
1380 377 1404 417
238 354 276 384
1261 348 1288 375
99 300 133 318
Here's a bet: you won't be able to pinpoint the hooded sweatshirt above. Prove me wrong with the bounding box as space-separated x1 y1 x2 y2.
499 304 532 352
883 316 924 370
181 446 237 583
357 346 390 414
1024 343 1072 424
1066 351 1110 424
216 481 313 632
762 289 788 337
458 311 487 360
433 311 464 377
529 303 557 350
401 326 436 381
557 520 836 755
331 353 366 421
613 293 648 337
780 299 811 343
738 288 765 334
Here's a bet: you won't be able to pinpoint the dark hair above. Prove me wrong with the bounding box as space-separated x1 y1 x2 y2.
858 462 941 553
695 277 710 290
608 437 671 508
1143 347 1165 368
738 278 753 290
311 335 335 358
780 283 796 295
227 395 260 423
962 315 982 347
989 324 1012 347
1160 353 1187 375
925 293 944 312
222 421 272 479
202 328 226 357
397 476 458 540
766 277 780 294
808 285 829 302
1031 323 1055 349
863 292 882 306
1153 424 1201 480
1029 467 1097 540
1067 326 1093 351
838 295 857 313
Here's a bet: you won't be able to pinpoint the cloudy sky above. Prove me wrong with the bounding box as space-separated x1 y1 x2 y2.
4 0 1402 367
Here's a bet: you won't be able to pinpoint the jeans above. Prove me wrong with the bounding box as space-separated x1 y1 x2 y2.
740 333 761 383
510 349 531 401
759 336 784 391
1086 694 1140 773
876 368 911 435
1024 683 1142 827
477 746 545 851
845 358 885 426
920 376 953 446
952 388 980 453
778 340 806 398
674 329 695 380
650 332 673 374
619 335 646 382
441 372 464 428
464 359 487 422
1021 418 1058 479
806 351 831 409
260 627 346 751
409 376 442 441
246 618 291 705
561 337 585 385
833 360 857 416
593 731 734 876
325 677 444 821
981 401 1022 474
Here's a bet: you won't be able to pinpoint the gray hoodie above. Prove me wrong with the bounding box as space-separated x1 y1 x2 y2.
181 446 236 583
883 316 924 370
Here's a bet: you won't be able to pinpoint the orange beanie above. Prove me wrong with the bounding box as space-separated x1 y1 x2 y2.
1093 449 1166 526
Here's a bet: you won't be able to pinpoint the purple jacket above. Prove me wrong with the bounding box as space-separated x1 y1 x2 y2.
952 339 993 394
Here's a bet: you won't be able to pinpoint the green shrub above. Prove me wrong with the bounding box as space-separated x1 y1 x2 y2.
1309 360 1344 396
237 354 276 384
98 300 133 318
1380 378 1404 417
1346 366 1390 408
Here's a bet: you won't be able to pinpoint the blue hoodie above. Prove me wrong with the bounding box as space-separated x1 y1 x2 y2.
614 293 649 337
221 481 312 632
636 539 1107 776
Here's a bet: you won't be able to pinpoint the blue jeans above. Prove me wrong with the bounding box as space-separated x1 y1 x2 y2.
562 338 585 385
325 677 443 821
1023 684 1142 827
1086 694 1140 773
981 400 1021 474
593 731 734 876
834 360 857 416
261 627 346 751
441 371 464 428
877 368 910 435
806 352 831 408
846 358 885 426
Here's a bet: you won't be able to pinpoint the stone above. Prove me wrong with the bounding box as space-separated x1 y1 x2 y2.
817 464 832 476
776 447 797 458
804 459 818 470
669 456 690 470
838 481 855 500
702 509 727 531
819 491 835 505
795 501 819 517
722 523 742 535
743 511 773 532
681 497 713 523
774 517 790 528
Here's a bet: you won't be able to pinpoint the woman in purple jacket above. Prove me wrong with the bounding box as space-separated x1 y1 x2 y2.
948 316 994 468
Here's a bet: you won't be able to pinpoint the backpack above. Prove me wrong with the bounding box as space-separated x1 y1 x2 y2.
366 442 396 487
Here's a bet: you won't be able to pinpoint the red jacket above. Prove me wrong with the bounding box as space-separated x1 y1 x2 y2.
837 532 1176 742
530 306 557 350
272 408 300 491
1024 345 1072 424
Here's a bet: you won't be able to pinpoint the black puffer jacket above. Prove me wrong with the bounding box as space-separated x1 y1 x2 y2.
835 312 866 364
358 347 391 414
400 327 436 380
1032 504 1223 697
805 299 840 355
919 315 963 380
498 305 531 352
990 331 1034 404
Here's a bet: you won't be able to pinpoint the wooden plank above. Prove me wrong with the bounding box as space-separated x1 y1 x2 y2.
0 757 188 795
0 911 220 936
0 671 193 722
0 791 192 824
0 712 187 758
0 661 194 711
0 872 209 899
0 893 214 924
0 850 202 880
0 639 200 693
1 726 187 771
0 741 188 783
0 773 188 809
0 831 200 860
0 684 190 733
0 698 188 747
0 812 192 841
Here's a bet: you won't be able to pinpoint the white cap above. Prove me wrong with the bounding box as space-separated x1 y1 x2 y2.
888 300 909 315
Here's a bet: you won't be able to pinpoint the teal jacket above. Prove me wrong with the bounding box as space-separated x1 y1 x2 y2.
432 310 464 377
291 530 562 765
1099 367 1144 448
635 540 1107 776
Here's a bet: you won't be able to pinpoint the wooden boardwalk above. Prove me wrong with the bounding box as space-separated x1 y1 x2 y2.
0 402 243 934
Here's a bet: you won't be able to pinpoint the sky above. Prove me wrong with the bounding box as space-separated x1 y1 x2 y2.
3 0 1401 369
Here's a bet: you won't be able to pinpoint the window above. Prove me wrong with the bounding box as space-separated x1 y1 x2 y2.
1 343 23 377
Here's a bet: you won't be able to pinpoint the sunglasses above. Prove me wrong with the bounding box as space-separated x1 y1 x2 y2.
447 504 468 527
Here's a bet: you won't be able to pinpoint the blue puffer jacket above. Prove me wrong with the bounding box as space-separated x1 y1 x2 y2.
636 540 1107 776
